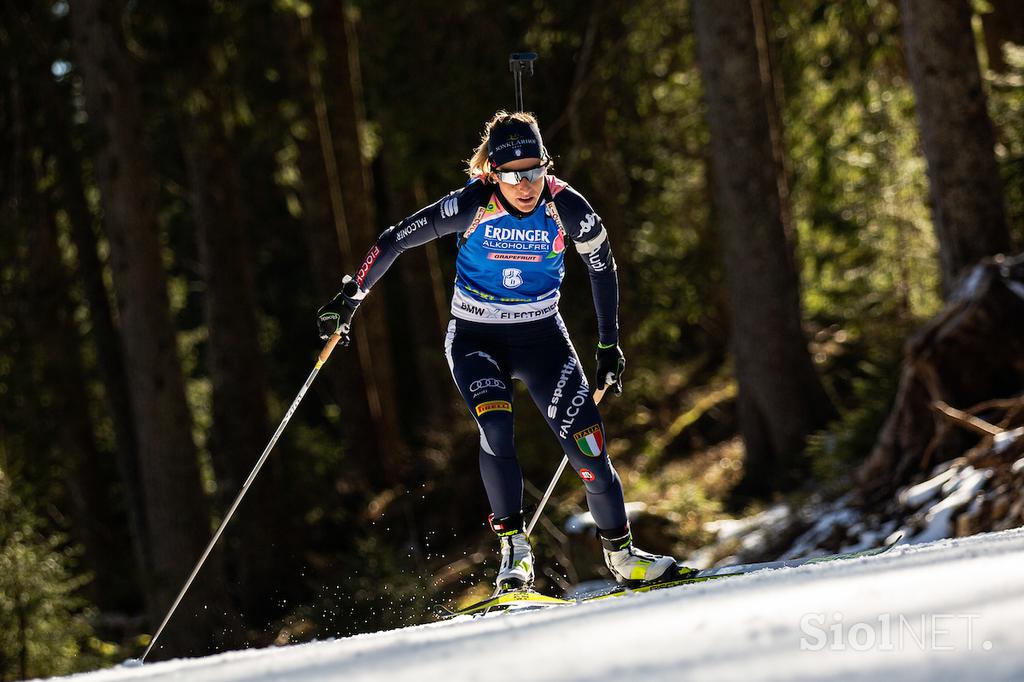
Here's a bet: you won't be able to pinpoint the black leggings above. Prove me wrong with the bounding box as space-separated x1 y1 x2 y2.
444 314 627 530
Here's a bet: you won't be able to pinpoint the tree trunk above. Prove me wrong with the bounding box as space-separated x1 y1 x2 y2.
383 163 450 430
279 6 403 488
276 8 385 492
180 90 289 622
37 54 150 587
69 0 235 655
311 6 405 479
158 0 291 621
858 254 1024 499
11 62 133 611
693 0 836 498
9 0 149 604
27 202 125 611
900 0 1012 295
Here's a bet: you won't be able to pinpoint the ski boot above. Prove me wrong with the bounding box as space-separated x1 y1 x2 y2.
490 512 535 592
600 526 695 587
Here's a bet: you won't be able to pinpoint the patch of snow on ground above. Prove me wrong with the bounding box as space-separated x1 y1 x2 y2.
41 527 1024 682
703 503 791 543
993 427 1024 455
899 467 959 509
903 467 992 544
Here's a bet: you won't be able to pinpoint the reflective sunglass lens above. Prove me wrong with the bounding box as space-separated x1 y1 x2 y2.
496 166 546 183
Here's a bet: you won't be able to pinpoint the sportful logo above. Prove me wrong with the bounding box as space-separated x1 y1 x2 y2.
547 357 577 419
578 213 598 236
573 424 604 457
476 400 512 416
579 468 595 482
469 378 506 393
558 383 590 438
502 268 523 289
441 195 459 219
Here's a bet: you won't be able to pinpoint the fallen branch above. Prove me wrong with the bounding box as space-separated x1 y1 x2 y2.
857 255 1024 498
932 400 1002 436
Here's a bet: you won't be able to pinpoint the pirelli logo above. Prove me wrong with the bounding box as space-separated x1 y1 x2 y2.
475 400 512 416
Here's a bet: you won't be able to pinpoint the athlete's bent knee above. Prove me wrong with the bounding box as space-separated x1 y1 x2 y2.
477 416 514 459
573 457 616 494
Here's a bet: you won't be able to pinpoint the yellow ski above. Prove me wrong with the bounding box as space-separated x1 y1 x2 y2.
442 590 572 618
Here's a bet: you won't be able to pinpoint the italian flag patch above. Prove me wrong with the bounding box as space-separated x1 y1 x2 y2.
573 425 604 457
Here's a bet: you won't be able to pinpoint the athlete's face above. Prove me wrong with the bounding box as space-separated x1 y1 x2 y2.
493 157 545 213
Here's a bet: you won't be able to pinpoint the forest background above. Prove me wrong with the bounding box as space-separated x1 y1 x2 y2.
2 0 1023 677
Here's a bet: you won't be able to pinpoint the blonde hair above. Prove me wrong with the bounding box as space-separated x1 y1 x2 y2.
465 110 550 179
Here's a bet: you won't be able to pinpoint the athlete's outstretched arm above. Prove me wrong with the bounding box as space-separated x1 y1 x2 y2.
355 178 487 291
555 184 619 346
315 179 486 340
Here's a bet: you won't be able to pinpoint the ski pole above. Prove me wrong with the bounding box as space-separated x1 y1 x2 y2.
526 386 606 537
509 52 537 112
134 333 345 664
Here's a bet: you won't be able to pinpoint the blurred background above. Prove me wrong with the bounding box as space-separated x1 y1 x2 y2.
2 0 1023 676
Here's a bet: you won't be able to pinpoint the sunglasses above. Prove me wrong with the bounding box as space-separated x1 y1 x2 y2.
493 161 550 184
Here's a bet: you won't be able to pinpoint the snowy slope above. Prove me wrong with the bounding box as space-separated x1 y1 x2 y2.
46 527 1024 682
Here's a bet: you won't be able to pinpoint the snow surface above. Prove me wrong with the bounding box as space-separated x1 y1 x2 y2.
44 527 1024 682
899 467 959 509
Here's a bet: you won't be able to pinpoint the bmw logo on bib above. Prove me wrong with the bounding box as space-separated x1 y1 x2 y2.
502 268 524 289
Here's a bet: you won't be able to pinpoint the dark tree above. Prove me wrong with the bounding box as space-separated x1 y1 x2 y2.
900 0 1012 294
162 0 290 622
278 5 403 487
25 195 118 608
42 83 150 584
69 0 236 654
693 0 835 497
10 0 148 606
316 4 405 476
9 47 128 610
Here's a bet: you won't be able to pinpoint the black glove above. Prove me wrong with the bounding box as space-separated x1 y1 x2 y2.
595 342 626 396
316 275 365 343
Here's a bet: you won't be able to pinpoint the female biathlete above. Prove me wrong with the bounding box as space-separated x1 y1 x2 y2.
316 111 688 590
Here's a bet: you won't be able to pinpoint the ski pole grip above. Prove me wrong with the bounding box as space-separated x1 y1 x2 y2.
594 386 607 404
319 333 343 364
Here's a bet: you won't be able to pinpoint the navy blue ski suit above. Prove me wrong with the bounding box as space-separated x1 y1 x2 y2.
354 174 627 529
